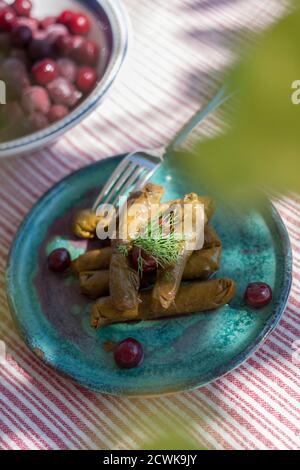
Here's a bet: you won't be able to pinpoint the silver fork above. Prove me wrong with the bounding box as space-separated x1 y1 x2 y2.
92 86 234 211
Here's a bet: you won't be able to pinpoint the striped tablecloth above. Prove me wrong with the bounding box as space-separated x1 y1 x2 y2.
0 0 299 450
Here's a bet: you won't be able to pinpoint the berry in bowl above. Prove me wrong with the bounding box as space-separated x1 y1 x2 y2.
0 0 129 157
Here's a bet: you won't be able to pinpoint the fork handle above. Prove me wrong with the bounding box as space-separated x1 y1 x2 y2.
166 85 235 153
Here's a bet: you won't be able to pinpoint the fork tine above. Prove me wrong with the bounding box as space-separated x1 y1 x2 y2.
110 166 146 207
92 150 162 212
134 167 157 190
103 162 138 205
92 158 131 210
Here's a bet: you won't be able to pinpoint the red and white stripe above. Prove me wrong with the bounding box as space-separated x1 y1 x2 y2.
0 0 299 450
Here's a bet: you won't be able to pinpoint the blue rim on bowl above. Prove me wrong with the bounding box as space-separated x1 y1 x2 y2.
0 0 130 158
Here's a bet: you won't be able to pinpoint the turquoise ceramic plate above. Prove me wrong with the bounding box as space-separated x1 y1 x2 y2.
6 156 292 396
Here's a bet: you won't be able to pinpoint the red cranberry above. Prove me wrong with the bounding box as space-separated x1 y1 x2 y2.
21 86 51 114
27 111 49 131
48 104 68 123
114 338 144 369
29 38 53 61
39 16 56 30
11 25 32 47
46 23 68 45
57 10 74 27
0 7 17 32
47 248 71 272
47 77 82 107
131 247 158 274
69 13 90 36
55 34 78 56
16 16 38 32
2 57 30 94
244 282 273 309
57 58 77 82
69 34 84 59
32 29 47 41
32 58 58 85
76 66 97 93
73 39 99 66
12 0 32 17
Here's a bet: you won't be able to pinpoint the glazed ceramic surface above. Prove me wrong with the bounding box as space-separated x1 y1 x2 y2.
6 156 292 396
0 0 130 158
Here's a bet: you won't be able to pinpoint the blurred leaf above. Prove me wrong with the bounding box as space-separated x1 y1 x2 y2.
135 415 206 450
174 3 300 203
141 427 205 450
142 435 203 451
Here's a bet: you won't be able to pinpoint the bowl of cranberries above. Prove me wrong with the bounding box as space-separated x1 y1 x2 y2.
0 0 129 157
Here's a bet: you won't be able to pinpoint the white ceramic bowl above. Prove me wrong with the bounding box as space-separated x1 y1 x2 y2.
0 0 130 158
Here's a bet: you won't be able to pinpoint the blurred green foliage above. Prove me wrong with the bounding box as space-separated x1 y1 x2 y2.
175 2 300 204
142 436 202 451
140 421 204 450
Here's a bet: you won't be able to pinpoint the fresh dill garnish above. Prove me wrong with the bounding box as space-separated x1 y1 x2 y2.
117 244 130 256
117 209 185 271
133 235 183 268
133 210 184 269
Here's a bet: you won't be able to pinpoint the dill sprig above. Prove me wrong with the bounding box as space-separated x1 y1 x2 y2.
117 244 130 257
117 210 185 274
133 211 185 269
134 236 183 269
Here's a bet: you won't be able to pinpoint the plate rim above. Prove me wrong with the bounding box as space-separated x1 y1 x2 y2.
5 155 293 396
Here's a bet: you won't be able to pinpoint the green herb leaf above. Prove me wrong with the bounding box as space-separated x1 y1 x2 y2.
117 244 130 257
133 212 185 269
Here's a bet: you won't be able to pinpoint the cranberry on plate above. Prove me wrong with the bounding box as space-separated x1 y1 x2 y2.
12 0 32 18
0 7 17 32
114 338 144 369
76 66 97 93
244 282 273 308
131 246 158 274
32 58 58 86
48 248 71 273
69 13 91 36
